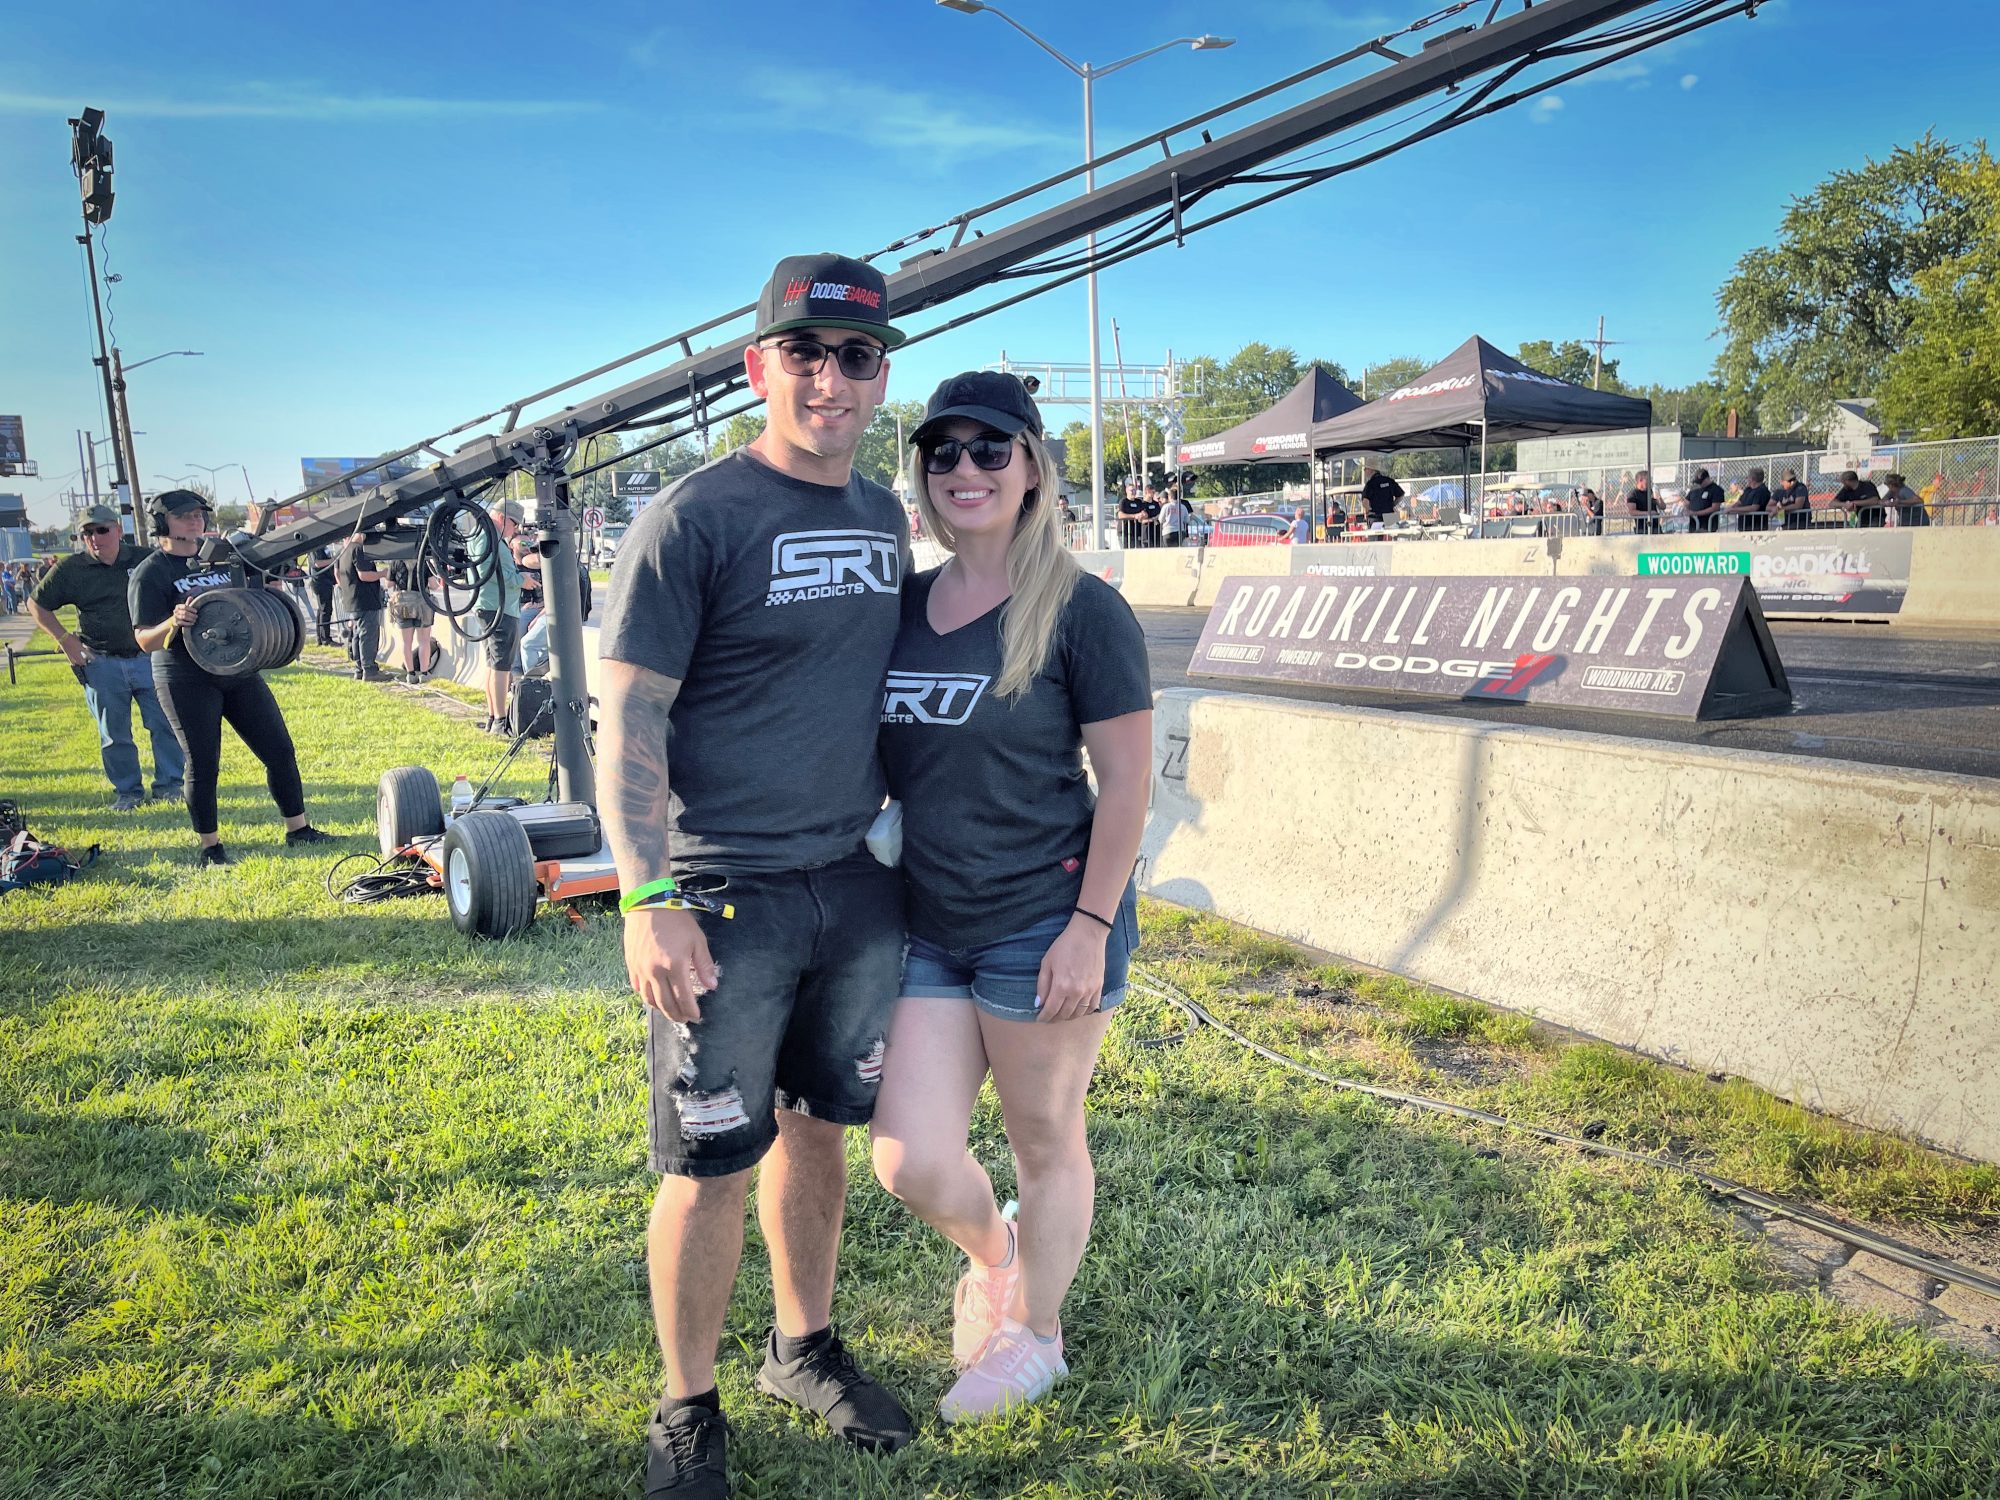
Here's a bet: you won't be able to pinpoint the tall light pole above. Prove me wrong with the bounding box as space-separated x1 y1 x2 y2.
937 2 1233 549
186 460 241 505
114 350 201 542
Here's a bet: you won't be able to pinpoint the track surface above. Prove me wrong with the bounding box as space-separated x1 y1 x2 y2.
1137 608 2000 781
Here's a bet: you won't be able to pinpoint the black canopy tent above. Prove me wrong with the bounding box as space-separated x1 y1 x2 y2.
1176 366 1363 470
1308 336 1654 520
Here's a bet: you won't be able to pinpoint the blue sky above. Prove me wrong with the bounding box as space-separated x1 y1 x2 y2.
4 0 1995 526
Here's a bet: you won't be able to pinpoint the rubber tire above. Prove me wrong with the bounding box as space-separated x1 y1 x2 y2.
441 809 538 940
376 765 443 857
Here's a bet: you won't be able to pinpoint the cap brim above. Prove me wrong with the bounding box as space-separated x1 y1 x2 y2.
757 316 907 349
911 404 1037 445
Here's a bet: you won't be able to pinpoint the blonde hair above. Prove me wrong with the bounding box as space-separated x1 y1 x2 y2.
908 426 1080 700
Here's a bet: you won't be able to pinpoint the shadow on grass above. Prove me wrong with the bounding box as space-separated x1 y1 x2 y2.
0 1107 247 1215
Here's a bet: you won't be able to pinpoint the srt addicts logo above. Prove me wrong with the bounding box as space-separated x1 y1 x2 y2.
765 530 901 607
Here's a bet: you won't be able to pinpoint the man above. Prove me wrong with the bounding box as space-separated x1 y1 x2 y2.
471 499 538 734
1624 470 1660 536
333 532 388 681
1685 468 1726 533
1116 486 1147 549
1579 487 1604 536
1724 468 1771 533
1139 484 1163 547
1160 488 1190 548
308 544 338 646
1837 470 1886 528
1360 461 1404 526
598 253 914 1499
27 505 186 811
1773 468 1813 529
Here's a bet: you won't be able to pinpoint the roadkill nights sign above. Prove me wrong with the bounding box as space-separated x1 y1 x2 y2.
1191 574 1792 719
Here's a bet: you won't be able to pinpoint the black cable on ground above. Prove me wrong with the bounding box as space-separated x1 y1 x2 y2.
325 851 436 905
1129 968 2000 1305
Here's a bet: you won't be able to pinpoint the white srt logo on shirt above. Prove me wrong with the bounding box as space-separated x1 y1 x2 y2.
882 672 991 725
765 529 900 607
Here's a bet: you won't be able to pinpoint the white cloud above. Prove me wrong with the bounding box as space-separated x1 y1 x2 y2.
1681 73 1700 90
1529 95 1565 125
0 88 600 121
739 70 1073 163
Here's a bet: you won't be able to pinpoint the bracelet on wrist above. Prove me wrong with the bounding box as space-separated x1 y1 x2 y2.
1072 905 1114 931
619 877 678 913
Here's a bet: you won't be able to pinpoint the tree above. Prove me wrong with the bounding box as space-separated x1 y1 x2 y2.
1358 355 1429 399
1878 146 2000 439
712 413 765 455
1178 343 1342 497
1516 339 1621 391
852 400 926 491
1713 132 1984 436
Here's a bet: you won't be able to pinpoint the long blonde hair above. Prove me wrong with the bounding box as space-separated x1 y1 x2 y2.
908 426 1080 700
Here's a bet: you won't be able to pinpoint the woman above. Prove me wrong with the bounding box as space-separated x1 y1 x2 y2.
128 489 333 865
870 372 1153 1422
386 557 439 684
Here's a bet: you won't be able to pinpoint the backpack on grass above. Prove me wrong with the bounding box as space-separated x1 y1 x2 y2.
0 807 100 895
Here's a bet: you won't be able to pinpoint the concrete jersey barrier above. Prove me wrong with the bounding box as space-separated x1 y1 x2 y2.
1141 686 2000 1164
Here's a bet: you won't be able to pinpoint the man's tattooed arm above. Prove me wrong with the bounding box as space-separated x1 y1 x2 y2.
596 659 682 888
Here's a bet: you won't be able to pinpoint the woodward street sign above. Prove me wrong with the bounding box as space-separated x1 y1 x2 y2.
1191 574 1792 719
1638 533 1912 616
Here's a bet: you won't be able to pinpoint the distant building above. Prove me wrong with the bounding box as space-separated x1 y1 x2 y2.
1515 427 1800 473
1823 399 1882 460
0 493 31 561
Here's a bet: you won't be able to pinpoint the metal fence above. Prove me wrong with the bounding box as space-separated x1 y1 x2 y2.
1063 433 2000 549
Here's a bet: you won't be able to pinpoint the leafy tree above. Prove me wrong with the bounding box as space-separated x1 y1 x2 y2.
1713 132 1984 436
1358 355 1430 399
1878 146 2000 438
1178 343 1345 497
1516 339 1621 390
712 413 765 455
852 400 926 491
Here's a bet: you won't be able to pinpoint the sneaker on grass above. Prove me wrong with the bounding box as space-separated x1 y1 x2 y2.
111 792 145 812
753 1327 913 1451
284 825 337 847
196 843 231 867
953 1199 1020 1367
644 1399 728 1499
938 1318 1067 1424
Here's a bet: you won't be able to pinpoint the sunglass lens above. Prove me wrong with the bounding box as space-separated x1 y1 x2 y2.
968 437 1014 471
778 340 826 376
922 440 961 475
833 345 884 379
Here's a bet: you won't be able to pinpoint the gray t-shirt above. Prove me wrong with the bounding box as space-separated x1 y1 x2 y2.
599 448 909 876
879 568 1151 946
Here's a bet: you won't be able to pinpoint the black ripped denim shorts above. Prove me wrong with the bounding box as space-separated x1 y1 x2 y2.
646 849 906 1178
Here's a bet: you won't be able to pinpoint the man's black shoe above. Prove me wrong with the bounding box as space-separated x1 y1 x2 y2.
645 1399 728 1499
754 1328 913 1452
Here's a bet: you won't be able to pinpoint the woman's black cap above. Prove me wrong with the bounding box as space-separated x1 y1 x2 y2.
912 371 1045 446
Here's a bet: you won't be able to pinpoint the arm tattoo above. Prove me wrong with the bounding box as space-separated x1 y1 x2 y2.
597 661 682 886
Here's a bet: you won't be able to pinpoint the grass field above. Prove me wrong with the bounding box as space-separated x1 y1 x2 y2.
3 645 1998 1498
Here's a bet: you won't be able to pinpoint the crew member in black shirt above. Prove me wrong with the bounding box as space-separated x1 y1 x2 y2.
1684 469 1726 533
1116 487 1148 549
1724 468 1771 533
1578 487 1604 536
1624 470 1660 536
128 490 333 866
1361 462 1404 524
1834 471 1885 528
334 532 388 680
1773 469 1812 529
26 505 186 810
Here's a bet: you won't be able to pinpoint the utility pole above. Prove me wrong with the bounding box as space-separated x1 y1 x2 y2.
110 347 146 543
1585 315 1623 391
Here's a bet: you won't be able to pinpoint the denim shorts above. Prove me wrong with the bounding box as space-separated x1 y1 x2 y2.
646 850 905 1178
901 880 1140 1023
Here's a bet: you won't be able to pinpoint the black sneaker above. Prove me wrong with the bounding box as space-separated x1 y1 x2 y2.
285 825 337 847
197 843 231 867
754 1328 913 1452
491 715 514 737
644 1400 728 1499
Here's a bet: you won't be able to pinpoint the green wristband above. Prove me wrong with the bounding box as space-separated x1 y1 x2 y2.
619 877 678 913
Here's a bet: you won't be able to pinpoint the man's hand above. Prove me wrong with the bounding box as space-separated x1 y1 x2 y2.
61 636 95 669
1035 916 1108 1024
624 906 720 1023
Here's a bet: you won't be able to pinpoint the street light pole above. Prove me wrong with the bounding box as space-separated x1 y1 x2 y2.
936 2 1233 549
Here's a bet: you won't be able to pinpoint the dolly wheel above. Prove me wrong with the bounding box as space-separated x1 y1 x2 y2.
377 766 444 857
441 810 538 939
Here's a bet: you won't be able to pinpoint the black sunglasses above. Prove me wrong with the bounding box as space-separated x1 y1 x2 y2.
919 432 1016 475
81 524 118 537
765 338 886 381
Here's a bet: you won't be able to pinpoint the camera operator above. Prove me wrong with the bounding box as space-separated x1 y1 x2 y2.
128 490 334 866
334 532 388 681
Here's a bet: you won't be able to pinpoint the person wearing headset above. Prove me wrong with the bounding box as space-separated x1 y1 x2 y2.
128 489 335 866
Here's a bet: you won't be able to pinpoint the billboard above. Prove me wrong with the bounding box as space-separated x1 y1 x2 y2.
614 470 663 498
301 456 421 496
1190 573 1792 720
1637 533 1912 616
0 416 25 466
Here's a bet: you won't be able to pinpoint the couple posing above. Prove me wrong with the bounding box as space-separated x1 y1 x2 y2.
597 252 1153 1498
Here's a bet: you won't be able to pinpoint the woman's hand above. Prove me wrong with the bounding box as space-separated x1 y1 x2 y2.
1036 915 1108 1024
171 599 201 626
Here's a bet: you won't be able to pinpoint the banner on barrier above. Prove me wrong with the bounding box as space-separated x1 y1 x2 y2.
1293 542 1397 578
1190 573 1792 719
1638 533 1912 615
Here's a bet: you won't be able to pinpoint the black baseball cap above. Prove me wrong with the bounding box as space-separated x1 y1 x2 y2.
756 252 905 348
154 489 211 515
77 504 120 531
911 371 1045 446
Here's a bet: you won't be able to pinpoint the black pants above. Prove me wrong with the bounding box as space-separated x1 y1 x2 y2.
310 573 335 643
153 658 306 837
348 608 382 675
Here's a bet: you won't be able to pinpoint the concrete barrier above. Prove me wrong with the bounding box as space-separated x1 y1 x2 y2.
1118 548 1203 608
1142 687 2000 1163
1903 528 2000 629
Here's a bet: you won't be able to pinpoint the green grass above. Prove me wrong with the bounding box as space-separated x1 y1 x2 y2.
3 644 1998 1498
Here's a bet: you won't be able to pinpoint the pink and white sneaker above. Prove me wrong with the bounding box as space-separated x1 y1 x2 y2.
951 1199 1019 1368
938 1317 1067 1423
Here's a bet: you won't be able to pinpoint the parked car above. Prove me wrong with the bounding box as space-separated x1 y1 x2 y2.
1209 513 1294 547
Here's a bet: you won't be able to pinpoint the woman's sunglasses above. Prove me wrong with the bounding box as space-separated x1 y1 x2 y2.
919 433 1016 475
765 338 886 381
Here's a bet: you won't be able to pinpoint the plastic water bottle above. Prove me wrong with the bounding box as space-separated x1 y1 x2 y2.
449 774 474 820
